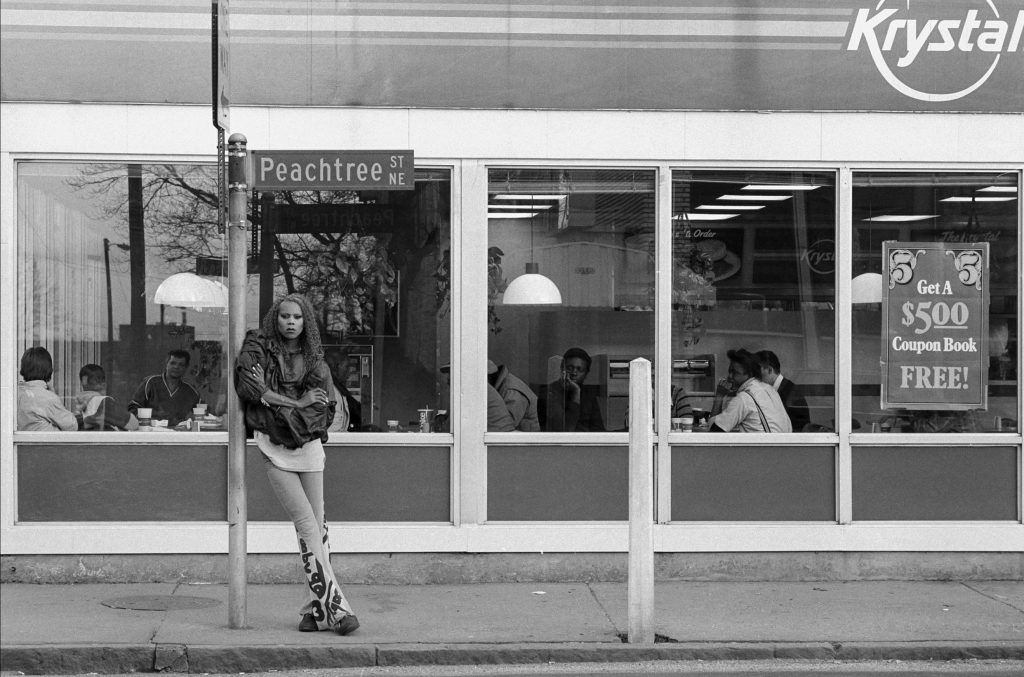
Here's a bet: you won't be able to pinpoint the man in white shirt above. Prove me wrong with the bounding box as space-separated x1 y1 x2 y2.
709 348 792 433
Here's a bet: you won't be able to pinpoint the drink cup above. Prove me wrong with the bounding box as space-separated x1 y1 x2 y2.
196 403 208 415
418 408 434 433
680 415 694 432
671 417 684 431
387 419 400 432
137 408 152 426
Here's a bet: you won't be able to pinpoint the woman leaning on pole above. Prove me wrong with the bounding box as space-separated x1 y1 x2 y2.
234 292 360 636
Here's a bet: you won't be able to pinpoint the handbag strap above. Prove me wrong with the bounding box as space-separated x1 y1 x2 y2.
743 391 771 432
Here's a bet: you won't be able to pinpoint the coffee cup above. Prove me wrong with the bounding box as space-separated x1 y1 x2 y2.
680 415 694 432
195 403 208 415
387 419 400 432
137 408 153 426
671 417 684 432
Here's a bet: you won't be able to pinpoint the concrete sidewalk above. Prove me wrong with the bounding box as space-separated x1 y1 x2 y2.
1 581 1022 673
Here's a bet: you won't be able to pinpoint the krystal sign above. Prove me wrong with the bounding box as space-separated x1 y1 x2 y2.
847 0 1023 102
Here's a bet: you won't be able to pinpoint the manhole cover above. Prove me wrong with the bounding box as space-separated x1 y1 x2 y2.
101 595 221 611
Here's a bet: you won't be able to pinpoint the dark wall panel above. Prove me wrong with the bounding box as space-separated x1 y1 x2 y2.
18 445 227 521
852 446 1017 521
672 445 835 521
488 446 628 521
248 446 451 522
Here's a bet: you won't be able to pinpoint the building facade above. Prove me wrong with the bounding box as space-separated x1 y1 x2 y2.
1 0 1022 579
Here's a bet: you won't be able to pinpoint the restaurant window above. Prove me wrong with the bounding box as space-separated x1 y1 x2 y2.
15 163 451 435
487 168 656 432
670 171 837 433
16 162 227 431
851 172 1019 434
253 169 451 433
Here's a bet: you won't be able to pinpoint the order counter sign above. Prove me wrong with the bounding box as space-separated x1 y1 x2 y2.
881 241 989 411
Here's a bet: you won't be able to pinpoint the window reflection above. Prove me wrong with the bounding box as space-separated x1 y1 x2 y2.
16 164 452 434
253 170 451 432
17 162 226 431
671 171 837 433
852 172 1019 433
488 169 657 432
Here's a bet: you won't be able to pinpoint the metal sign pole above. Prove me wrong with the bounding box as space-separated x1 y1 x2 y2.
226 133 249 629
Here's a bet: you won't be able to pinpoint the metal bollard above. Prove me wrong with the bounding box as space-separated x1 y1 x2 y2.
627 357 654 643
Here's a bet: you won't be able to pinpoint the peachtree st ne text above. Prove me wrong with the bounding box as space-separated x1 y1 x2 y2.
891 336 978 390
258 154 407 186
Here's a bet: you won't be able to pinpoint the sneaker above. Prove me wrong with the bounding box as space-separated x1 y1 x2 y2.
298 613 318 632
334 614 360 636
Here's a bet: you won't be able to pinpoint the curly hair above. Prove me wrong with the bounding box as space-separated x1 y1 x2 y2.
260 293 324 368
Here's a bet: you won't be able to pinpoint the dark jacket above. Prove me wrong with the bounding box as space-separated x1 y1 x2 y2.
234 330 334 448
545 380 605 432
778 377 810 432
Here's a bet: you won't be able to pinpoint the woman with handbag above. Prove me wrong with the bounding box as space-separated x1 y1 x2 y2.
235 293 360 636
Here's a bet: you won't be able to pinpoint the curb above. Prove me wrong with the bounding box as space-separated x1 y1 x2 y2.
3 641 1023 674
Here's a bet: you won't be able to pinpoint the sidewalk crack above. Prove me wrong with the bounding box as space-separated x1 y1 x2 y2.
585 583 620 636
960 581 1024 614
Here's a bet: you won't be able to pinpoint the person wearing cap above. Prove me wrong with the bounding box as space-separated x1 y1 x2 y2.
708 348 791 433
545 347 605 432
756 349 810 432
489 360 539 432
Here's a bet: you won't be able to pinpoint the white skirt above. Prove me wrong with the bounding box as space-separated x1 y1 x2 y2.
255 431 325 472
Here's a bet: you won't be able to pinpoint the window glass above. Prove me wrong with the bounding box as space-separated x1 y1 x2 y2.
487 168 656 432
852 172 1019 433
16 162 227 431
253 169 451 433
671 171 837 433
16 164 451 435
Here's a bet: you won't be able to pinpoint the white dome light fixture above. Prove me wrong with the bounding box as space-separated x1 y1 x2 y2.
502 262 562 305
154 272 229 310
851 272 883 304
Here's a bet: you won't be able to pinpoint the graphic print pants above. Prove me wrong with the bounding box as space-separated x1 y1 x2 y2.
262 457 353 629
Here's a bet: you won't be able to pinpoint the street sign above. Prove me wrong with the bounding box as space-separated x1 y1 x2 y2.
251 150 414 191
881 241 989 410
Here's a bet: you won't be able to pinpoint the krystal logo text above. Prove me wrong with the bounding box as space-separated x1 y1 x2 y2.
846 1 1023 102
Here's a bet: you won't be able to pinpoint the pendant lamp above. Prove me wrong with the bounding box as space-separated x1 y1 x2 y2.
501 194 562 305
154 272 229 310
503 262 562 305
851 272 883 304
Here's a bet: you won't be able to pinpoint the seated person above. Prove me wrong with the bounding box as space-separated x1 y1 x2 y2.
128 349 202 427
489 360 539 431
324 347 363 432
708 348 791 433
545 347 605 432
17 346 79 431
488 383 516 431
74 364 138 431
756 349 810 432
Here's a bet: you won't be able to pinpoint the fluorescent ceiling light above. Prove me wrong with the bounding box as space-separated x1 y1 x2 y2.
977 186 1017 193
940 196 1015 202
675 213 740 221
488 212 540 219
742 184 820 191
492 194 567 200
697 204 765 211
718 194 791 201
488 203 553 210
862 215 938 222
